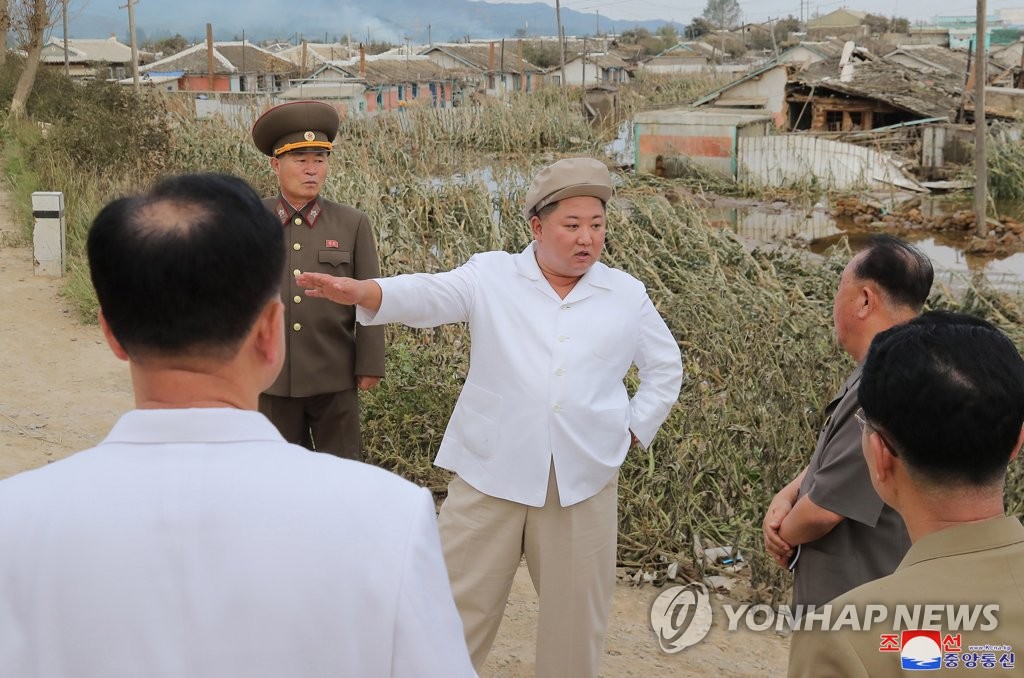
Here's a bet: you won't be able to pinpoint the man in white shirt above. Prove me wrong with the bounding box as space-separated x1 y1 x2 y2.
0 173 475 678
298 158 684 677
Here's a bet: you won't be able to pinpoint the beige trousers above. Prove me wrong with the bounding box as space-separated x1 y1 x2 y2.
437 465 618 678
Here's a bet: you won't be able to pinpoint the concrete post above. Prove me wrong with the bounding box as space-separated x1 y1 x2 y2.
32 191 65 277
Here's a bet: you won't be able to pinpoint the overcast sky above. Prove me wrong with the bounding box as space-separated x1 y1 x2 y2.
69 0 1024 35
488 0 1023 25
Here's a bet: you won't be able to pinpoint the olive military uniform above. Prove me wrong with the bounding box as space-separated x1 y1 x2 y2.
253 100 385 459
258 196 385 458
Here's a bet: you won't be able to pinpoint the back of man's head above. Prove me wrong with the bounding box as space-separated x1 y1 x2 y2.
860 310 1024 489
87 173 284 361
854 235 933 311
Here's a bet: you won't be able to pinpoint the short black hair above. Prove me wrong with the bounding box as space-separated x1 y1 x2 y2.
860 310 1024 487
87 173 284 360
854 235 933 311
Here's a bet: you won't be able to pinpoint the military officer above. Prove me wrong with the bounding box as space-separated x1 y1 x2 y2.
251 100 385 459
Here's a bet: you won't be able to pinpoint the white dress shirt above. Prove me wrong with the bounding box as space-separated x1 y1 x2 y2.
358 242 683 507
0 408 475 678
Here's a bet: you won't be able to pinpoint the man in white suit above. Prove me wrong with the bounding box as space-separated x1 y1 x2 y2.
0 173 474 678
298 158 684 677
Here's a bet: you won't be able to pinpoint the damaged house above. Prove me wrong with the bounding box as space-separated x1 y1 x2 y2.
693 43 1010 133
786 46 961 131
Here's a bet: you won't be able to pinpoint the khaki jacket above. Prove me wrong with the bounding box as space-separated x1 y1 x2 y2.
264 195 385 397
789 517 1024 677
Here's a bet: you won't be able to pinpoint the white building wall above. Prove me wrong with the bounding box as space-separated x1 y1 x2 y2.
738 135 925 191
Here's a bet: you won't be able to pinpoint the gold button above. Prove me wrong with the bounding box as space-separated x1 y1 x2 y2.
292 243 301 251
293 217 304 226
292 269 301 276
293 295 302 304
292 323 302 331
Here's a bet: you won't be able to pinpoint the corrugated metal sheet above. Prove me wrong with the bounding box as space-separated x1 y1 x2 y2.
738 135 925 191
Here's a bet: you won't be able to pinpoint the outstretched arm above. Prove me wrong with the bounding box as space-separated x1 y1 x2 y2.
296 273 383 312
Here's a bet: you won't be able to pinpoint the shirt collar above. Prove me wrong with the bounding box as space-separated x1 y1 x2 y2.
514 241 613 292
101 408 285 446
273 196 322 228
898 516 1024 571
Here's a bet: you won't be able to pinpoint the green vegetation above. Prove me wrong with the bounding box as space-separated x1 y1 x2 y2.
3 64 1023 604
987 124 1024 205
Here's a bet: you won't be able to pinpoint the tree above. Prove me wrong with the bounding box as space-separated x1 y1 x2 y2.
0 1 10 68
618 27 651 45
143 33 188 57
521 39 561 69
8 0 52 123
861 13 909 35
774 15 801 39
861 13 890 35
686 17 714 38
702 0 741 30
655 24 679 46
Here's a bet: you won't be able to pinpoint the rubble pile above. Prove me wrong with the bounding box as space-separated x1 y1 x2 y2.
831 196 1024 257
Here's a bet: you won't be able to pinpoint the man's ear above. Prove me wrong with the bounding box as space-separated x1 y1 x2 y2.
98 310 129 362
529 214 543 240
1010 425 1024 463
252 298 284 367
858 283 880 320
869 430 897 485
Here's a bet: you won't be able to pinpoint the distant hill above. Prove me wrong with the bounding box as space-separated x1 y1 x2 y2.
66 0 683 45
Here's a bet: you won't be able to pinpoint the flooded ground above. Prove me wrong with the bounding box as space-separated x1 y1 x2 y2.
705 195 1024 294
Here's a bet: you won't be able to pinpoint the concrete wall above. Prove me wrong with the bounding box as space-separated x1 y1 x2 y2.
559 59 628 86
181 75 232 92
984 86 1024 119
778 46 830 67
634 111 772 178
712 65 789 128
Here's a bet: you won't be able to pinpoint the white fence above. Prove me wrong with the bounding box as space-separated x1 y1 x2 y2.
738 135 925 192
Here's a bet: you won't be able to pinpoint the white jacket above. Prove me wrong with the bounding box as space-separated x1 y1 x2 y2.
0 408 475 678
360 243 683 507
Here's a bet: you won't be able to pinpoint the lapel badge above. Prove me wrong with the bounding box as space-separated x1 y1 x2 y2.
326 239 340 248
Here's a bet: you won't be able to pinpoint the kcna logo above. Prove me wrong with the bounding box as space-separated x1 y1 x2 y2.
649 582 713 653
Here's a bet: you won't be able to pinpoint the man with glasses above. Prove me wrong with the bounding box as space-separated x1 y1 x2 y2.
789 311 1024 675
762 235 933 612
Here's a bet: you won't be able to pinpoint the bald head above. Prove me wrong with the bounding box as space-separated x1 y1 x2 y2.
87 173 285 362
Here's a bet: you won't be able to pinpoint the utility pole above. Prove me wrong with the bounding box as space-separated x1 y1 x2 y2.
428 24 432 46
581 37 586 90
974 0 987 236
206 22 215 92
62 0 68 77
119 0 140 89
555 0 566 92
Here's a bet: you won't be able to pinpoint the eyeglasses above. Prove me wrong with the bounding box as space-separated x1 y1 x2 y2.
854 407 899 457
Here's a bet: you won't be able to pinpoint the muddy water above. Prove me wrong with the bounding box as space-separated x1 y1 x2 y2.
706 196 1024 293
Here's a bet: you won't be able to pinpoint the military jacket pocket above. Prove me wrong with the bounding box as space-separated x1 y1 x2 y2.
318 250 352 267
